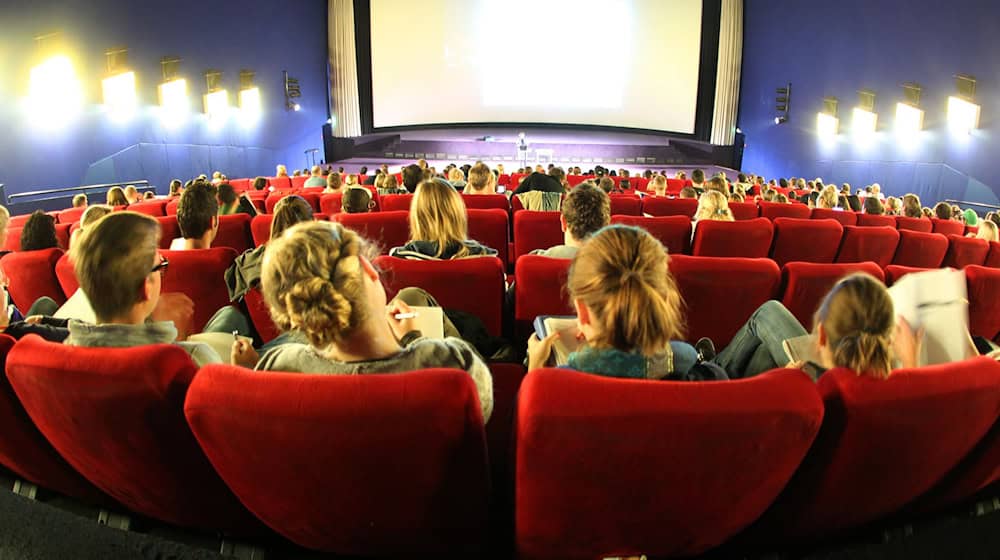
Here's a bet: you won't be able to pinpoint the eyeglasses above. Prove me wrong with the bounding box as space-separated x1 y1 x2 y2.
151 256 170 276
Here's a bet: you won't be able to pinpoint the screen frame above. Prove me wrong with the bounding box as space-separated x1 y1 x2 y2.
353 0 722 141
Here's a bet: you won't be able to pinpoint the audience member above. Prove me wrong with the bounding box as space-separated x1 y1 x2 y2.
464 163 495 195
217 182 256 216
648 175 668 197
963 209 979 226
378 173 406 195
69 204 113 249
691 169 706 190
20 211 59 251
106 186 129 206
342 187 375 213
401 164 423 193
864 196 885 215
252 177 268 191
124 185 141 204
694 191 733 223
885 197 902 216
174 182 218 250
933 202 953 220
532 183 609 259
817 185 839 209
549 167 569 191
679 186 697 199
324 172 344 193
902 194 923 218
303 165 326 188
389 180 496 260
448 167 468 190
169 179 184 197
976 220 999 242
72 194 88 208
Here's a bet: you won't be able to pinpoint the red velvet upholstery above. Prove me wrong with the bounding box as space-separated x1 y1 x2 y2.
290 175 308 190
250 214 273 246
268 176 292 190
942 235 989 268
1 249 66 309
780 262 885 328
375 256 506 336
466 209 509 267
811 208 857 226
54 253 79 296
165 199 180 215
264 193 285 214
896 216 933 233
608 195 641 216
8 215 30 228
856 214 897 227
884 265 930 286
759 201 810 220
913 415 1000 513
891 230 949 268
461 193 510 211
319 193 343 215
230 178 250 192
669 255 781 345
966 225 980 237
127 200 167 217
835 226 900 267
515 368 824 560
54 223 70 250
744 358 1000 544
932 218 966 237
641 197 697 217
299 192 322 212
692 218 774 258
987 241 1000 268
155 215 180 250
728 201 760 220
186 365 489 555
57 206 87 224
244 287 280 344
0 335 109 503
160 248 238 331
211 213 252 254
381 194 414 212
512 211 563 262
333 211 410 254
1 227 20 252
770 218 844 267
7 336 262 532
966 265 1000 341
513 255 574 333
610 215 692 255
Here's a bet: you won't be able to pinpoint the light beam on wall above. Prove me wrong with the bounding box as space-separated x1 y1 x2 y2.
852 90 877 139
947 74 980 136
158 57 188 128
817 96 839 138
101 47 137 121
26 54 83 129
894 83 924 135
238 69 261 126
203 70 229 124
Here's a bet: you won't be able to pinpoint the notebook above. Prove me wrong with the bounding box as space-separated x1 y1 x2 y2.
400 306 444 339
533 315 582 366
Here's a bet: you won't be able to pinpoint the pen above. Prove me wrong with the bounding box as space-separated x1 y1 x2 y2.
394 312 419 320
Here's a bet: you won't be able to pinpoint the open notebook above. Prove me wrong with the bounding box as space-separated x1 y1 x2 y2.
533 315 582 366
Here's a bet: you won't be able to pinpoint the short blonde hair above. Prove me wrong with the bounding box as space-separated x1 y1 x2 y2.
80 204 113 228
276 164 288 177
649 175 667 195
72 194 88 208
0 205 10 232
409 180 469 258
467 163 492 191
818 185 839 209
695 190 734 222
448 168 465 182
977 220 999 243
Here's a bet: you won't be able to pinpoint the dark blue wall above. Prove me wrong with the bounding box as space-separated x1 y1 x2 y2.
0 0 328 198
739 0 1000 205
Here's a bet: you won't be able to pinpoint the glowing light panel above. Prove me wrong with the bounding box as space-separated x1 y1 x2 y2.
947 96 980 135
158 78 189 127
852 107 878 137
238 87 261 124
102 71 137 121
204 89 230 121
816 112 839 137
894 102 924 135
26 55 83 129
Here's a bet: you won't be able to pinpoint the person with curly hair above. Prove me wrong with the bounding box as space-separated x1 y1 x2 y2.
532 182 610 259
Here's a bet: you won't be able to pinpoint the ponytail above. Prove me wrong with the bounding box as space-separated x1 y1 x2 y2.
814 274 895 378
831 331 893 379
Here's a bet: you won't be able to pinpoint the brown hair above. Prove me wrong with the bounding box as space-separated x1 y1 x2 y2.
176 181 218 239
864 196 885 215
408 180 469 258
695 190 734 222
818 185 838 209
568 225 684 355
72 212 160 322
80 204 113 228
106 186 129 206
902 194 922 218
679 186 697 199
261 221 376 349
934 202 953 220
271 196 314 239
562 183 610 241
467 163 492 191
814 273 894 379
253 176 268 191
649 175 667 195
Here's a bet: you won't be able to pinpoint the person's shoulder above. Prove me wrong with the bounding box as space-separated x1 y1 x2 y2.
389 241 438 260
536 245 576 259
406 336 481 368
463 240 498 256
255 342 318 371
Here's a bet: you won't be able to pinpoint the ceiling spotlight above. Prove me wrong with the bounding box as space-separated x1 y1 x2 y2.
947 74 980 136
774 116 788 125
284 70 301 111
817 96 839 137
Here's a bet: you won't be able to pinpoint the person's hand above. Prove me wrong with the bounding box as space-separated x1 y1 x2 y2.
231 338 259 368
386 299 418 341
150 292 195 341
785 360 807 370
893 317 925 369
23 315 43 325
527 331 560 371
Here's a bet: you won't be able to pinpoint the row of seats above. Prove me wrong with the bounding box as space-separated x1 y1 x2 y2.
1 334 998 558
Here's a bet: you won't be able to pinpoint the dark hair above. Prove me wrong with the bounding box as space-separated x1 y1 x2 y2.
359 166 368 175
934 202 953 220
253 177 268 191
169 179 183 196
217 182 237 206
21 210 58 251
271 196 314 239
176 181 218 239
549 166 566 185
864 197 884 215
563 183 611 241
402 164 423 192
779 178 788 188
342 188 373 214
738 173 748 183
692 169 705 184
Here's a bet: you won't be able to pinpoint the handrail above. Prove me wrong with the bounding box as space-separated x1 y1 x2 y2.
8 180 152 202
945 199 1000 211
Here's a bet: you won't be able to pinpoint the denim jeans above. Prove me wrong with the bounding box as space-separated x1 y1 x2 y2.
714 300 807 379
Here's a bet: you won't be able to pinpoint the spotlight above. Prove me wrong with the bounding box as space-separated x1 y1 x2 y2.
158 57 188 127
775 82 791 124
238 70 261 125
852 90 878 137
101 47 137 121
204 70 229 122
518 132 526 139
947 75 980 136
284 70 301 111
292 103 301 112
895 103 924 135
27 54 83 129
817 96 839 137
774 116 788 125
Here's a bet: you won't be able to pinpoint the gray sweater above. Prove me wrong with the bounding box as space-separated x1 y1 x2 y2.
255 335 494 422
65 320 223 368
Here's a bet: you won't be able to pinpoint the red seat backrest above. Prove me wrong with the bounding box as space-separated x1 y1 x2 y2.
669 254 781 346
728 201 760 220
608 195 641 216
375 256 506 336
250 214 273 246
54 253 79 296
466 209 509 267
986 241 1000 269
333 211 410 255
896 216 933 233
461 194 510 212
7 336 262 532
810 208 857 226
641 197 697 218
835 226 900 267
264 193 285 214
942 234 989 268
211 213 253 254
127 200 168 217
891 230 949 268
780 262 885 328
185 365 489 556
884 264 930 286
856 213 897 227
165 199 180 215
268 176 292 190
381 194 414 212
966 265 1000 341
759 201 810 220
1 248 66 309
291 175 309 190
57 206 87 225
744 359 1000 544
160 248 238 331
610 215 692 255
229 178 250 192
692 218 774 258
513 211 563 262
54 223 70 250
8 215 30 228
513 255 574 332
515 368 823 559
932 218 965 237
298 192 322 212
770 218 844 267
319 193 344 215
244 286 281 344
155 216 180 250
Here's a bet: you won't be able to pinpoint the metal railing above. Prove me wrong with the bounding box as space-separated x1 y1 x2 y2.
7 180 153 204
944 199 1000 212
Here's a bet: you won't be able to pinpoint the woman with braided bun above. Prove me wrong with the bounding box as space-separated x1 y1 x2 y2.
230 220 493 422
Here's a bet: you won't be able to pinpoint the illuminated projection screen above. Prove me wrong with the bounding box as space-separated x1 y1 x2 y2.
369 0 703 133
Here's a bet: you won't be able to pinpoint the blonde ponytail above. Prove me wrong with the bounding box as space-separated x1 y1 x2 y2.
814 273 895 379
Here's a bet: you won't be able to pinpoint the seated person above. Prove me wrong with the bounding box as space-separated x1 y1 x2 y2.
106 186 129 206
678 186 697 199
864 196 885 215
252 176 268 191
934 201 953 220
231 221 494 421
217 182 257 216
172 181 218 250
694 191 734 223
647 175 668 197
323 172 344 193
817 185 839 209
885 196 902 216
512 172 564 195
303 165 326 188
124 185 141 204
342 187 375 213
20 211 59 251
169 179 184 197
464 163 495 195
377 173 406 195
69 204 113 249
72 194 88 208
974 220 999 242
448 167 468 190
401 164 423 193
389 180 497 260
532 182 609 259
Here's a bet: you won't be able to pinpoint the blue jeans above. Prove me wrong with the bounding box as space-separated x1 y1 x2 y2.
714 300 807 379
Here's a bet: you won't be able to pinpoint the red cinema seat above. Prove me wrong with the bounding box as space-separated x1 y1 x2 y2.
856 214 897 228
914 413 1000 513
186 366 488 556
966 265 1000 341
884 265 930 286
54 253 79 296
987 241 1000 268
2 227 21 252
891 230 949 268
692 218 774 258
374 256 506 336
728 201 760 220
298 192 322 213
484 362 526 489
268 176 292 190
250 214 273 246
244 286 281 344
811 208 857 226
608 195 641 216
54 223 70 250
6 336 262 532
291 175 308 190
155 216 180 250
229 178 250 192
461 194 510 212
381 194 414 212
1 248 66 309
319 193 344 215
165 199 180 215
333 211 410 255
57 206 87 225
610 215 692 255
932 218 965 237
942 235 989 268
513 211 563 262
669 255 781 346
966 225 979 237
641 197 697 218
515 368 823 560
7 215 30 228
0 334 109 504
743 358 1000 544
126 200 167 217
211 213 253 254
759 202 810 220
466 209 509 267
780 262 885 328
264 193 286 214
160 248 237 331
514 255 574 331
896 216 933 233
770 218 844 267
835 226 900 268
